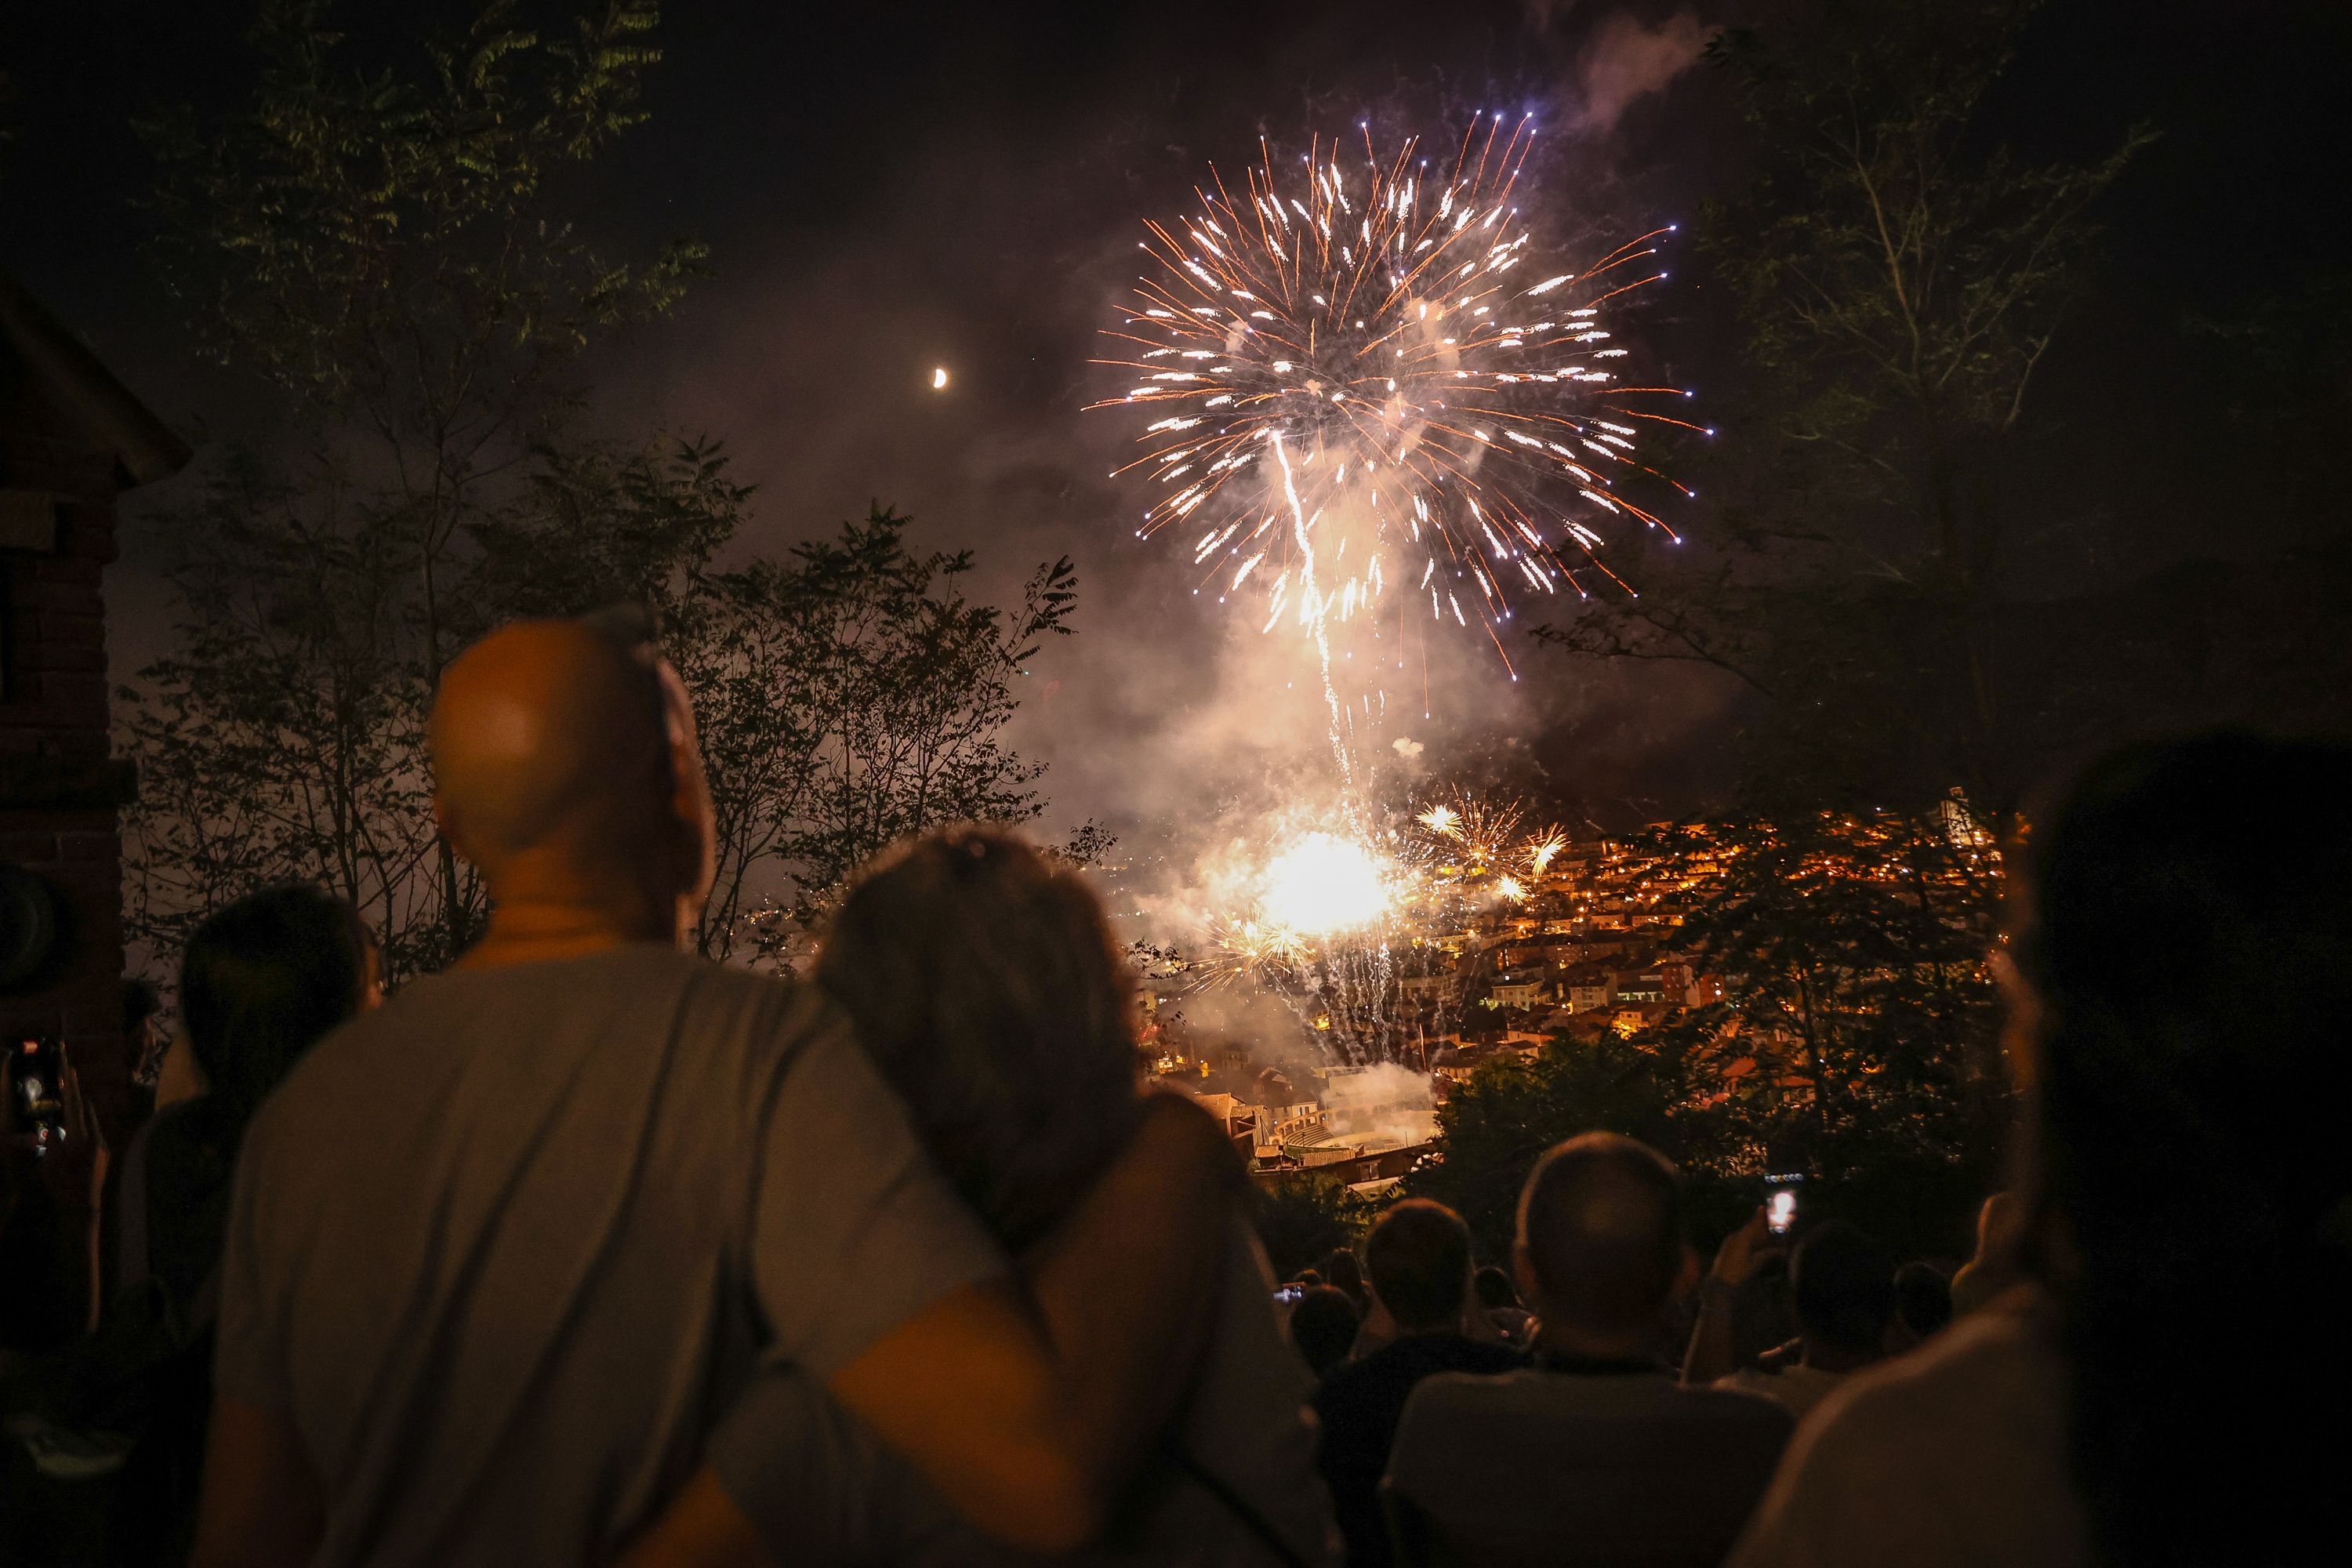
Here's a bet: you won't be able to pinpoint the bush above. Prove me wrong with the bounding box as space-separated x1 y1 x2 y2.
1405 1029 2000 1267
1404 1034 1684 1265
1250 1176 1377 1281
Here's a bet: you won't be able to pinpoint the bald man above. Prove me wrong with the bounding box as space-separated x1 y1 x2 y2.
1382 1135 1791 1568
193 619 1236 1568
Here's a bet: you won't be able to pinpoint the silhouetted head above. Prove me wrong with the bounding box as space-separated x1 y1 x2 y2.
1473 1264 1520 1311
180 884 373 1123
1288 1285 1362 1378
1319 1247 1367 1304
1891 1261 1953 1342
429 616 713 937
1515 1132 1686 1340
1363 1199 1474 1334
2017 732 2352 1563
1789 1220 1896 1357
817 826 1139 1250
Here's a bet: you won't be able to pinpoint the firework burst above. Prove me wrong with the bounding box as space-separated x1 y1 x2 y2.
1196 822 1403 990
1195 913 1311 989
1527 830 1568 878
1415 790 1526 873
1193 789 1569 995
1094 114 1701 681
1407 790 1571 920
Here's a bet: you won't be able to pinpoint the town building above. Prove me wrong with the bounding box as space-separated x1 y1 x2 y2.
1487 974 1552 1011
1559 964 1616 1014
0 271 188 1143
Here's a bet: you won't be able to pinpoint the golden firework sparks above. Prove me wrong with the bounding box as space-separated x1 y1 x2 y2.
1528 830 1566 877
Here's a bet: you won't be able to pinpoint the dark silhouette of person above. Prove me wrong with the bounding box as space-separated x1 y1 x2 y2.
1716 1221 1896 1423
5 886 375 1566
1737 732 2352 1567
1385 1134 1791 1567
1314 1200 1522 1567
1885 1262 1953 1356
1291 1287 1364 1380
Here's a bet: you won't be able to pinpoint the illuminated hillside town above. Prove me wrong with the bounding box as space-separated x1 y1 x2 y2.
1134 790 1996 1192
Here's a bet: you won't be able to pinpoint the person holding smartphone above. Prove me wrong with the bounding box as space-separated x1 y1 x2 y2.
1709 1223 1896 1425
5 889 379 1566
1680 1207 1789 1390
1 1038 107 1359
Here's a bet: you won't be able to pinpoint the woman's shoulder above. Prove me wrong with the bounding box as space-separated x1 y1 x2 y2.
1817 1286 2065 1444
1731 1287 2085 1568
1135 1217 1340 1565
1169 1218 1319 1450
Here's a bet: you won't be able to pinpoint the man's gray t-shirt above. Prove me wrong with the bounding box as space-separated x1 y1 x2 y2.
213 944 1006 1566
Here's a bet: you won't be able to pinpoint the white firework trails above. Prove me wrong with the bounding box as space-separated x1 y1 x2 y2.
1094 114 1703 681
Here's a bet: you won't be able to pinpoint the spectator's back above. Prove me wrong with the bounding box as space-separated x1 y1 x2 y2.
221 946 987 1565
1385 1134 1790 1568
204 619 1256 1568
1315 1200 1521 1568
1387 1366 1788 1567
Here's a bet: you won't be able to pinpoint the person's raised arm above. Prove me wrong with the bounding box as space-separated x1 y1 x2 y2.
1682 1207 1778 1385
827 1091 1238 1548
619 1091 1239 1567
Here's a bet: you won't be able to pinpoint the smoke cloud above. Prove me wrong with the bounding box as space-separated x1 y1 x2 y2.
1319 1060 1439 1151
1571 9 1715 132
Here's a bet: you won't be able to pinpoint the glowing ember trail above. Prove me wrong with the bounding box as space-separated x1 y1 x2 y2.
1092 114 1704 688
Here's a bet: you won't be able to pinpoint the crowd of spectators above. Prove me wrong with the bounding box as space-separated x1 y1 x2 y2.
0 611 2339 1567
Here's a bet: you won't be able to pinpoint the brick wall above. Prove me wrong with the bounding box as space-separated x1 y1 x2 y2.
5 520 115 756
0 378 131 1142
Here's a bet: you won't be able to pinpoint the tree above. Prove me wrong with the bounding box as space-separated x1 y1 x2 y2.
124 446 1077 980
1534 0 2152 813
1251 1177 1377 1283
1403 1034 1686 1265
121 4 1074 982
127 0 703 965
1632 809 2005 1185
122 437 731 977
666 507 1078 964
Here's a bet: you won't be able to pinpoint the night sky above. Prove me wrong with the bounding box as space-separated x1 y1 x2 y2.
4 0 2346 840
